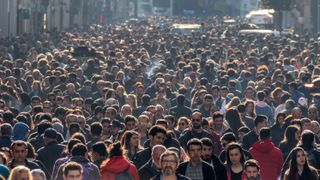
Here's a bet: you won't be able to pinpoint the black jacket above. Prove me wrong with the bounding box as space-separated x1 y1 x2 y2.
37 142 65 176
8 159 40 170
133 147 152 169
169 105 192 119
242 130 258 150
138 160 160 180
176 160 216 180
179 129 213 149
206 154 227 180
0 136 12 149
151 173 191 180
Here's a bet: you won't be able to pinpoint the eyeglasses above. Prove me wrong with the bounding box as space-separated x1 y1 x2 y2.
162 160 177 164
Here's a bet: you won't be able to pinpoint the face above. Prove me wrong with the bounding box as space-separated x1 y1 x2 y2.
212 89 219 98
221 140 229 150
126 121 136 130
302 122 311 131
150 132 165 146
229 148 242 165
201 145 213 161
43 103 52 113
238 132 246 142
18 171 30 180
311 122 320 134
308 108 318 120
77 117 86 128
122 107 132 117
246 89 254 99
63 170 82 180
257 119 268 131
213 117 223 129
296 150 306 167
130 134 140 147
191 112 202 130
161 155 178 176
246 103 254 113
178 120 188 131
188 145 202 162
277 115 285 125
102 122 111 135
245 166 259 180
12 145 28 162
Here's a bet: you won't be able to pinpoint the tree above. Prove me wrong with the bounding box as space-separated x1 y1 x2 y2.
261 0 294 31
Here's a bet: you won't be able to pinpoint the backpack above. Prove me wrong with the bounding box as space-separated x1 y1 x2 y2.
115 166 133 180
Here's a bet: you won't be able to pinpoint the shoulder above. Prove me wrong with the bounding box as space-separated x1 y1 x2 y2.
202 161 214 171
177 174 191 180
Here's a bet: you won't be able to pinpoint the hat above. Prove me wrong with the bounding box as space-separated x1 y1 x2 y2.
12 122 29 141
44 128 58 139
0 165 9 179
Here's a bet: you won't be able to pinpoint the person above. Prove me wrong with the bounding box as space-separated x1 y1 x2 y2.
86 122 103 151
100 142 139 180
279 125 300 160
91 142 107 169
169 94 192 119
8 141 40 170
121 131 143 161
200 138 227 180
8 166 32 180
284 147 319 180
244 159 261 180
151 150 191 180
270 112 287 147
249 127 283 180
133 125 166 169
36 128 64 177
242 115 268 150
210 112 229 136
255 91 274 125
224 143 246 180
0 123 13 149
31 169 47 180
54 143 100 180
176 138 216 180
62 162 83 180
138 145 166 180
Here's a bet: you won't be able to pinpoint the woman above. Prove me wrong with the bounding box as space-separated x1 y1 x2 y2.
225 108 245 138
126 94 138 109
175 117 190 137
279 125 300 160
284 147 318 180
100 142 139 180
29 81 46 100
244 100 256 119
225 143 246 180
9 166 32 180
120 131 143 161
271 113 287 147
115 85 127 106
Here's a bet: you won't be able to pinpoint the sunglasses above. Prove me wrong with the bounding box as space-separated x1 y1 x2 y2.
192 118 202 122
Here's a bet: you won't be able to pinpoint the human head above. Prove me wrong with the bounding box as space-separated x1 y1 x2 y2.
124 115 137 130
120 131 140 152
259 127 271 141
187 138 202 163
11 141 28 163
244 159 260 180
226 143 245 165
254 115 268 132
211 112 224 129
160 150 179 176
31 169 46 180
220 132 237 150
71 143 87 157
8 166 31 180
149 125 166 147
287 147 311 179
63 162 83 180
152 145 166 168
91 142 107 162
200 137 213 162
191 111 203 130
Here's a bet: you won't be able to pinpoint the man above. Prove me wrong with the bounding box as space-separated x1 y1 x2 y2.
199 94 214 118
133 125 166 169
255 91 274 125
0 123 12 149
200 138 227 180
242 115 268 150
151 150 191 180
249 128 283 180
63 162 83 180
37 128 65 177
138 145 166 180
244 159 261 180
170 94 192 119
54 143 100 180
179 111 214 150
8 141 40 170
91 142 107 169
211 112 229 136
86 122 103 151
177 138 216 180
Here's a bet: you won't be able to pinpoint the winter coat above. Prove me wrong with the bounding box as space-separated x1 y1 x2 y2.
100 156 139 180
249 139 283 180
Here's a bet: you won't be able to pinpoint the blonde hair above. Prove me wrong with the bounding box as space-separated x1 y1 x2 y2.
9 166 32 180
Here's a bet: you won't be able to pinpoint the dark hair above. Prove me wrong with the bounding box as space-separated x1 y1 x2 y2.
0 123 12 136
37 120 52 134
90 122 103 136
259 127 271 140
287 147 317 180
149 125 167 137
187 138 202 152
11 140 27 149
254 115 267 127
92 142 107 157
68 139 82 153
212 112 223 120
109 142 123 158
63 162 83 177
201 137 213 147
226 143 245 165
71 143 87 157
124 115 137 125
120 130 141 155
225 108 244 134
177 94 186 105
301 130 315 149
221 132 237 143
244 159 260 170
257 91 265 101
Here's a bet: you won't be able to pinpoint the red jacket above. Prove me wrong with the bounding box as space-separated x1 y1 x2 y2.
249 139 283 180
100 156 139 180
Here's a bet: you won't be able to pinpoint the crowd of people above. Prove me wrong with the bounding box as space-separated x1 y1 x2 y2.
0 16 319 180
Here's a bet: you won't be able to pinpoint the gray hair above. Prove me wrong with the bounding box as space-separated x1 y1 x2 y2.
31 169 46 180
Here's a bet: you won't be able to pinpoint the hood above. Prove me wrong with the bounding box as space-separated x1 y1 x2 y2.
251 140 274 153
12 122 29 141
101 156 130 173
256 101 268 108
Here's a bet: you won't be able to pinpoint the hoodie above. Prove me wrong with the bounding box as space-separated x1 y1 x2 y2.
249 140 283 180
255 101 275 125
100 156 139 180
